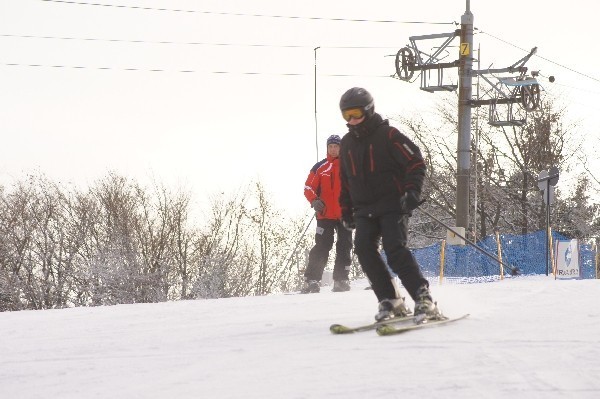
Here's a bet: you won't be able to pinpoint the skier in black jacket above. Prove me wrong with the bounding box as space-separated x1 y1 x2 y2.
338 87 440 321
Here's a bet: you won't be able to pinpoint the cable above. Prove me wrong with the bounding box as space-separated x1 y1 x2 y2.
38 0 457 25
0 33 401 50
479 31 600 84
0 61 393 78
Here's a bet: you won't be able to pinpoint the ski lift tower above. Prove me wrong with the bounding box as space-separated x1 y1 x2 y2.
393 0 541 235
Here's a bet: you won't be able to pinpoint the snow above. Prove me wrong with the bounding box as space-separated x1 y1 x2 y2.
1 276 599 399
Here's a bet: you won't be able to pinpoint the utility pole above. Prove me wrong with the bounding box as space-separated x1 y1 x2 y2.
393 0 541 237
314 46 320 162
456 1 474 230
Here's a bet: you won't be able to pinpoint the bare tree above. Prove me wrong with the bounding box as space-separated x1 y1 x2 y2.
554 176 600 240
393 93 587 241
190 188 254 299
0 173 319 311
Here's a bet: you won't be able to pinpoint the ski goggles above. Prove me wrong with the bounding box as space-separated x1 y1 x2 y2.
341 107 365 122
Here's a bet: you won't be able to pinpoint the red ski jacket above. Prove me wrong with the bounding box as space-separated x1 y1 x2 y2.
304 154 342 220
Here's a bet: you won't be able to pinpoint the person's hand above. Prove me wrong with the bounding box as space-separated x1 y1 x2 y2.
342 215 356 231
400 191 422 212
311 198 325 213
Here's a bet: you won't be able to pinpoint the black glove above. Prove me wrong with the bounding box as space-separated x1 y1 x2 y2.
311 198 326 213
342 214 356 231
400 191 422 213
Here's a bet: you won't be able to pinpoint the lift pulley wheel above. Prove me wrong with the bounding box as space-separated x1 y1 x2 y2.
521 83 540 111
395 47 415 81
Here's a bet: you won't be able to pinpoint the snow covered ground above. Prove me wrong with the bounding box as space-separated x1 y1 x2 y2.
1 275 599 399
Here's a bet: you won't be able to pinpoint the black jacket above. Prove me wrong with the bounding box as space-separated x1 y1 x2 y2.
339 113 426 218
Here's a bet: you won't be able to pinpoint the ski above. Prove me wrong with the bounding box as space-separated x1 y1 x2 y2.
330 314 415 334
376 313 470 336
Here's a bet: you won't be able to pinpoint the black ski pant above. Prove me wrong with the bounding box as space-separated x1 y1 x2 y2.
304 219 353 282
354 212 428 302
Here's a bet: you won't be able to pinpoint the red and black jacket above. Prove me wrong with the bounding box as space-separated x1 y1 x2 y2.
339 113 426 218
304 154 342 220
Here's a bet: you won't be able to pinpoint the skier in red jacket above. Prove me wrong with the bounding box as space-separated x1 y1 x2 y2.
302 134 353 293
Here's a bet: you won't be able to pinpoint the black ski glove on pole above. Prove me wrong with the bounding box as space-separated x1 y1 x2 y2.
342 214 356 231
400 191 422 214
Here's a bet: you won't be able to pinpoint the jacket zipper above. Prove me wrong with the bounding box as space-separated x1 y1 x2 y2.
393 176 402 194
331 161 335 190
348 150 357 176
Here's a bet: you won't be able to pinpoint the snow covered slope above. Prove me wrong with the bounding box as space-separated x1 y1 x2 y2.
1 276 599 398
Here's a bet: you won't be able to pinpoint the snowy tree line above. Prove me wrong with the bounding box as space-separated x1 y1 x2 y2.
0 174 316 311
2 95 598 311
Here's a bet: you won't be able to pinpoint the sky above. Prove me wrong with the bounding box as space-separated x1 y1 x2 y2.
1 0 599 220
1 275 599 398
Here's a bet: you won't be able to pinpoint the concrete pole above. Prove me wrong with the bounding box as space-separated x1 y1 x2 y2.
314 47 320 162
456 1 473 229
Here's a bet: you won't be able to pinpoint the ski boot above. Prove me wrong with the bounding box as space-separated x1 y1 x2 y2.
413 284 443 322
300 280 320 294
375 297 411 321
332 279 351 292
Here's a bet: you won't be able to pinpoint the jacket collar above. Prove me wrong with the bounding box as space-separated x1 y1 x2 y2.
347 113 387 138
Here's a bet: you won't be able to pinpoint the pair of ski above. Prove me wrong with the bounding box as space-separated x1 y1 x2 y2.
330 313 469 336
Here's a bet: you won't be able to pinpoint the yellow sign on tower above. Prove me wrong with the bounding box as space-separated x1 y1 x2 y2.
460 43 470 56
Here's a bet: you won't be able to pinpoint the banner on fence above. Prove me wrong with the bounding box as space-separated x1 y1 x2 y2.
554 239 580 279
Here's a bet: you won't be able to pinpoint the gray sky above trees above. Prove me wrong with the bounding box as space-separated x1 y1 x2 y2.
1 0 598 217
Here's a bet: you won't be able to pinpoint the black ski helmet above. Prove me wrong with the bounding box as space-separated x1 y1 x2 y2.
339 87 375 119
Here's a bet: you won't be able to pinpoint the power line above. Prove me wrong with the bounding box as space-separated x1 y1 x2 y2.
0 33 400 49
38 0 456 25
6 33 597 85
479 31 600 84
0 61 393 78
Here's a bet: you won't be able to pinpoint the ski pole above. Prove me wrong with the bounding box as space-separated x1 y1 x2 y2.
417 206 520 276
276 213 315 289
282 213 315 272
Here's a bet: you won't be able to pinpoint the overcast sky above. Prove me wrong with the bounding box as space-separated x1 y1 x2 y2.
1 0 598 219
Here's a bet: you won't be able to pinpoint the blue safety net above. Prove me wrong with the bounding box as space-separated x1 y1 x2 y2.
410 230 597 282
